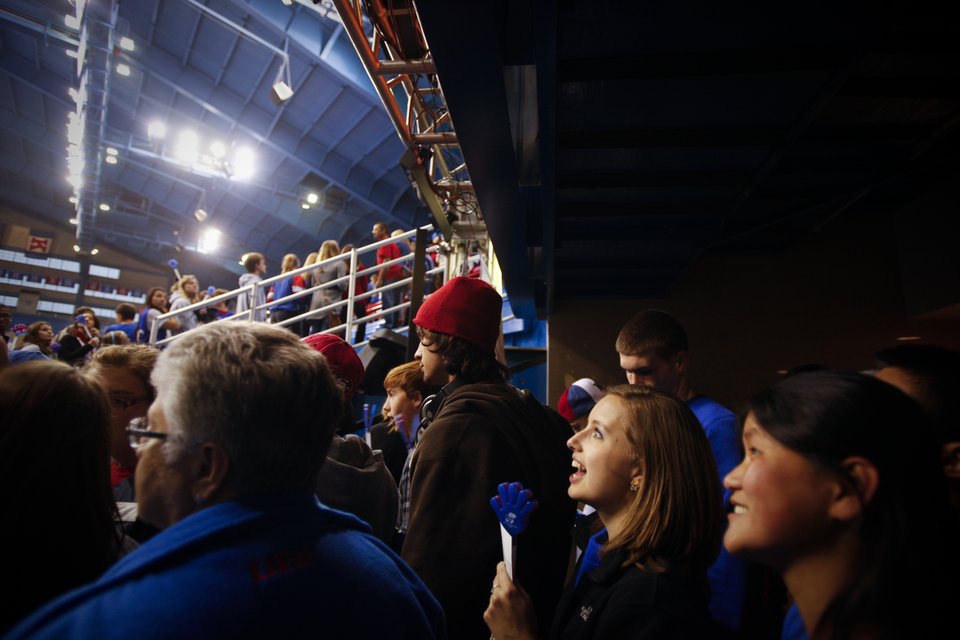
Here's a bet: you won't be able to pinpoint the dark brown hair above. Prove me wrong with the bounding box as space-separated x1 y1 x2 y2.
0 360 120 628
416 327 506 384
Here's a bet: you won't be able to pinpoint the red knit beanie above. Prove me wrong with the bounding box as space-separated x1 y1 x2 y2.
413 276 502 354
302 333 365 401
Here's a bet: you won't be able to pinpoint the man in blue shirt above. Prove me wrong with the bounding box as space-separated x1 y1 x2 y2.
104 302 138 342
616 309 745 633
8 321 445 639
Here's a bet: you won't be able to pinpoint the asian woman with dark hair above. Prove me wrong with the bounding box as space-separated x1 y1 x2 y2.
724 371 954 639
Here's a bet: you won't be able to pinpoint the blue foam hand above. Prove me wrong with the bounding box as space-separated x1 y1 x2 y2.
490 482 538 536
168 259 178 269
75 314 87 324
207 285 216 296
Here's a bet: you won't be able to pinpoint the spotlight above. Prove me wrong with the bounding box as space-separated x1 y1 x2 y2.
174 130 199 165
199 228 222 254
68 196 78 204
148 121 167 140
106 147 118 156
99 203 110 211
73 244 81 252
105 156 118 165
69 218 79 225
306 192 319 204
116 63 131 76
91 248 99 255
301 202 310 209
271 81 293 105
194 207 208 222
119 37 135 51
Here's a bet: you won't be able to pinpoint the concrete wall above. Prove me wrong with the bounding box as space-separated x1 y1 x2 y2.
548 217 960 411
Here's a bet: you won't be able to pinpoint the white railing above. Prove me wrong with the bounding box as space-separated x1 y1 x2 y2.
148 225 446 348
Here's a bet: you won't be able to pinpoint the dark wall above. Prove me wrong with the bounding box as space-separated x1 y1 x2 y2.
548 216 960 410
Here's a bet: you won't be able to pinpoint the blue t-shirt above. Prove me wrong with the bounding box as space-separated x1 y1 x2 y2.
104 321 137 342
688 395 745 633
782 603 807 640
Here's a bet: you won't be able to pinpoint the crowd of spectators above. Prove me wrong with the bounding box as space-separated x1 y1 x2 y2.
2 257 956 639
0 225 439 366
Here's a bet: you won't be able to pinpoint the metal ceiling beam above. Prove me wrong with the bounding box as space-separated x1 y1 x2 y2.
124 52 399 219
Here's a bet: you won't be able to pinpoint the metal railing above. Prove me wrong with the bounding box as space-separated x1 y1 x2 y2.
148 225 446 348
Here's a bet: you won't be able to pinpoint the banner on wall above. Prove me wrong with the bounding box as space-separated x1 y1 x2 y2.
26 235 53 254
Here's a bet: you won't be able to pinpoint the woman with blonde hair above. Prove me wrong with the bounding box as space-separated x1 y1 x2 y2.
168 275 202 332
308 240 346 335
485 385 723 639
268 254 307 334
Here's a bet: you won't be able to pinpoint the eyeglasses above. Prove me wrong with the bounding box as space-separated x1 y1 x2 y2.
126 416 168 449
110 396 152 411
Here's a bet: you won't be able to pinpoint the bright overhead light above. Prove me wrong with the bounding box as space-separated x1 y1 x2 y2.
175 130 200 165
119 37 135 51
68 196 78 204
105 155 118 165
66 49 78 59
116 63 131 76
91 248 100 256
106 147 118 156
231 146 256 181
281 0 294 6
99 203 110 211
65 15 79 29
194 207 208 222
148 121 167 140
69 218 79 225
301 202 310 209
198 228 222 254
209 140 227 158
306 192 319 204
73 244 81 252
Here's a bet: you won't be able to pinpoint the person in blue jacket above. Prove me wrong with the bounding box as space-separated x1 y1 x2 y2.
8 321 446 640
616 309 745 632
